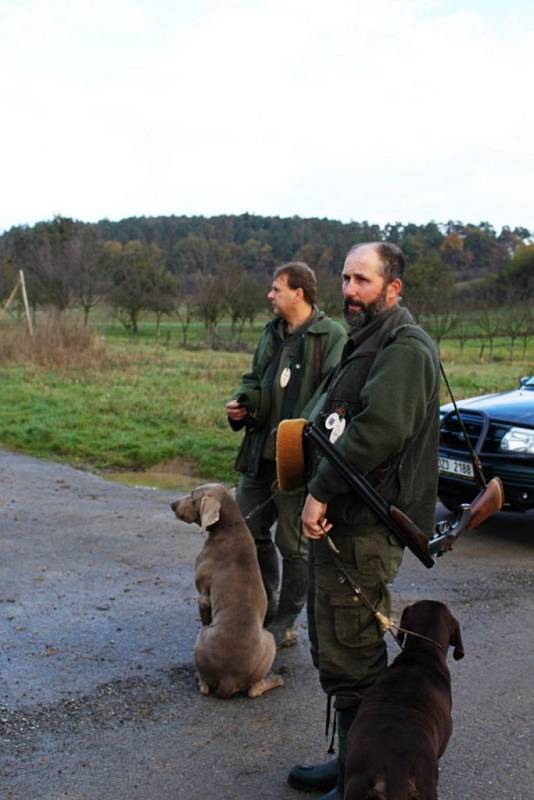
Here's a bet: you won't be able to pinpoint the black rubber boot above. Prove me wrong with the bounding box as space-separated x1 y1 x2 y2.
267 557 308 647
287 759 338 793
318 708 358 800
288 707 358 796
256 542 279 625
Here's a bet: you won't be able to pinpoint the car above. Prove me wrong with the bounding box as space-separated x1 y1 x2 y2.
438 375 534 513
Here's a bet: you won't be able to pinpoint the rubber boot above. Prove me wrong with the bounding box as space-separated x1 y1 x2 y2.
287 759 338 792
318 708 358 800
267 557 308 647
287 707 358 795
256 541 279 625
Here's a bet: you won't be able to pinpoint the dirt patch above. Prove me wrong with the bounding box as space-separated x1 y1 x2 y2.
102 457 215 491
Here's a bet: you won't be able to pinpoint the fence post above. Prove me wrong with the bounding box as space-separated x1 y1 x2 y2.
19 270 34 338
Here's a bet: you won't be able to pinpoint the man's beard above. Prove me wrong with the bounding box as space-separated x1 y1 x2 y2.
343 285 389 330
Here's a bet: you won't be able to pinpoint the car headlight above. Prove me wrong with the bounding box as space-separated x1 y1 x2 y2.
500 427 534 454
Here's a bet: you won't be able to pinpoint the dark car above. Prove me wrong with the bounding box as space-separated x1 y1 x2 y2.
438 376 534 512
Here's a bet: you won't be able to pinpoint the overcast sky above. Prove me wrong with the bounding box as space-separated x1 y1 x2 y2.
1 0 533 234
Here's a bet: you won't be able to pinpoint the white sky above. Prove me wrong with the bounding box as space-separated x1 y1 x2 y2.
1 0 533 234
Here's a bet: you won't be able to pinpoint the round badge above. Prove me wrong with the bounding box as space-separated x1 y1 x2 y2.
280 367 291 388
325 412 339 430
329 418 346 444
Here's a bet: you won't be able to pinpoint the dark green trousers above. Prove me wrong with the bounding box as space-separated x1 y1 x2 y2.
236 461 307 559
308 526 404 710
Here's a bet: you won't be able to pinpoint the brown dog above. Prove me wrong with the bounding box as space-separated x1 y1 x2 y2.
171 483 284 699
345 600 464 800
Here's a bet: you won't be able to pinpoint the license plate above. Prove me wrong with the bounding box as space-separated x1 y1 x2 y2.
438 456 474 479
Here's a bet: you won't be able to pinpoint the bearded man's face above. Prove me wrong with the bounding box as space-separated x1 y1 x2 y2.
342 283 389 329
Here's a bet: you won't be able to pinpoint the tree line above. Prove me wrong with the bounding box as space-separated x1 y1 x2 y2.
0 213 533 350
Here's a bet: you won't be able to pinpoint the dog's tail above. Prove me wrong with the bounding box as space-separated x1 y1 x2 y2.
214 678 237 699
384 761 411 800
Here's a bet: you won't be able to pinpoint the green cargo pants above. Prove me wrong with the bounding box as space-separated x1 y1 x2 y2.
307 525 404 710
236 460 307 559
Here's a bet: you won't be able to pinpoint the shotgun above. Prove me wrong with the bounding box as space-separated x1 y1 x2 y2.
299 424 504 567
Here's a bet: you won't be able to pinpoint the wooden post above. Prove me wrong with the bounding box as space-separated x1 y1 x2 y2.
0 270 34 337
0 274 21 321
19 270 34 338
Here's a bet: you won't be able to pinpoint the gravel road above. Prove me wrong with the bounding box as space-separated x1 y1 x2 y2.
1 449 533 800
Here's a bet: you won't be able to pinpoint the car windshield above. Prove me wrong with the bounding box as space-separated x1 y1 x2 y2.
523 376 534 389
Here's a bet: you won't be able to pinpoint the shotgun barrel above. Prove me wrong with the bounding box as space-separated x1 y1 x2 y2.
304 425 435 569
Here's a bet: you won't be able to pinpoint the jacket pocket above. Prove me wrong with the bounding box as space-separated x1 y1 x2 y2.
352 529 404 584
329 592 382 648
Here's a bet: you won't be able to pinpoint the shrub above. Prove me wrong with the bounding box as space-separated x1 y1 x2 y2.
0 317 116 369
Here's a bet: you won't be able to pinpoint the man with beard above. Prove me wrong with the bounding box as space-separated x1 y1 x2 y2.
288 243 440 800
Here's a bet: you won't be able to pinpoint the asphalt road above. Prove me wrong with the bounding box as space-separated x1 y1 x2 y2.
1 449 533 800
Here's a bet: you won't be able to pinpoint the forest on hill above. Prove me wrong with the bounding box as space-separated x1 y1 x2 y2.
93 213 530 281
1 213 533 346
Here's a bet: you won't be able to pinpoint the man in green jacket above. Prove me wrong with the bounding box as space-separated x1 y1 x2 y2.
288 243 440 800
226 262 345 647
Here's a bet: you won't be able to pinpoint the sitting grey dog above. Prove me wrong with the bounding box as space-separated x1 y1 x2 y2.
171 483 284 699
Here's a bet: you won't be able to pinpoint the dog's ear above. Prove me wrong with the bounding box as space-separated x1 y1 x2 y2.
199 495 221 529
450 615 465 660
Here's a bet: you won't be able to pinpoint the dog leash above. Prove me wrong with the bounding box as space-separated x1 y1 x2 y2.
243 484 307 554
246 501 444 654
323 533 445 655
243 487 276 523
322 533 401 647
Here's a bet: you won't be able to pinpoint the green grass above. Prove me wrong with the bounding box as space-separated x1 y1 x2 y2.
0 318 533 489
438 341 534 403
98 315 268 353
0 345 251 485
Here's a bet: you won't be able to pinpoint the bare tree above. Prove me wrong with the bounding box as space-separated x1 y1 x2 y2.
315 266 342 317
70 227 110 326
451 311 474 356
500 286 531 360
107 241 170 334
146 270 178 337
194 272 226 348
223 266 265 336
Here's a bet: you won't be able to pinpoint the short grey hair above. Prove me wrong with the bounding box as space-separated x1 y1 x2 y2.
346 242 405 282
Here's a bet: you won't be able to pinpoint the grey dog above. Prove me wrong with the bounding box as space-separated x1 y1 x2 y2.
171 483 284 699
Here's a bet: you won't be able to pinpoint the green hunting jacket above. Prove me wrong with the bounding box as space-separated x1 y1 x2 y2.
308 306 441 536
229 308 346 478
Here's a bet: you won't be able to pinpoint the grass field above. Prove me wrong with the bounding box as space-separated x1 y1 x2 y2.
1 316 533 489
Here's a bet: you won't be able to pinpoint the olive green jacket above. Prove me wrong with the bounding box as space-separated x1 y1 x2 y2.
230 309 346 478
308 306 441 535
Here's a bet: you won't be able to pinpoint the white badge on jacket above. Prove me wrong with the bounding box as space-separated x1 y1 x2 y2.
325 412 346 444
280 367 291 388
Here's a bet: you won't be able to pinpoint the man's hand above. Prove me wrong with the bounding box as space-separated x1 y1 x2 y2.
301 494 332 539
225 399 247 422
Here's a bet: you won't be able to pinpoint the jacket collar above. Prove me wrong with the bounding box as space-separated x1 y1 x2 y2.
348 305 413 346
269 306 332 340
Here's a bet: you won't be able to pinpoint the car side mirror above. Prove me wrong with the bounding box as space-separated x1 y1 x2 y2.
519 376 529 387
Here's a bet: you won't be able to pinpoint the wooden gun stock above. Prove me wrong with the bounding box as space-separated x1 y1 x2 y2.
428 476 505 556
467 477 505 529
389 506 433 556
